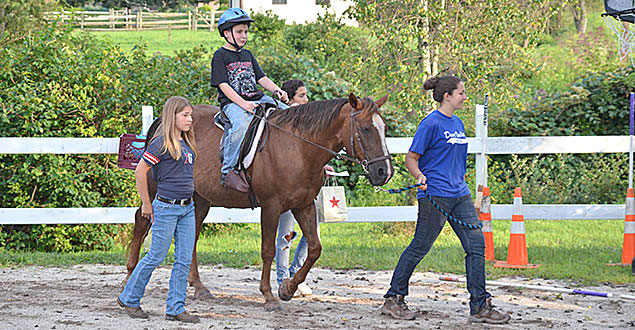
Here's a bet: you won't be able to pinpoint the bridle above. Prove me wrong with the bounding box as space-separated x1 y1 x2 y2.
347 108 392 173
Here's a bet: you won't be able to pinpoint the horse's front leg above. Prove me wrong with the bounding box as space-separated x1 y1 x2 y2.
189 192 214 299
123 208 151 288
259 205 283 311
278 203 322 301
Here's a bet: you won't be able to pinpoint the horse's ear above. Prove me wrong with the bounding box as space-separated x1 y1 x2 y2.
376 94 388 108
348 93 363 111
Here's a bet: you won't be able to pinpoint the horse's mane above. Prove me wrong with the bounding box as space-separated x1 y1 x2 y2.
268 98 349 137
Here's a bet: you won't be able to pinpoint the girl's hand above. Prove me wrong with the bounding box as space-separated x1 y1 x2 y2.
416 173 427 191
274 90 289 103
323 165 334 177
241 101 257 113
141 203 154 223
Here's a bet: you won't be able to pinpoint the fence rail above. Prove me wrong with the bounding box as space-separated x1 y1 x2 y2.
0 135 630 224
1 136 631 155
45 8 222 32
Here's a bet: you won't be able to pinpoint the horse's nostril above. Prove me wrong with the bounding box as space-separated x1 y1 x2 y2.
378 167 385 177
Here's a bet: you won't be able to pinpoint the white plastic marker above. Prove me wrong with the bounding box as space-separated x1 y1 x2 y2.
629 92 633 189
439 276 635 301
481 94 488 188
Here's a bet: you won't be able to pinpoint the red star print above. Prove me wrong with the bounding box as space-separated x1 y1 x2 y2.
329 196 340 208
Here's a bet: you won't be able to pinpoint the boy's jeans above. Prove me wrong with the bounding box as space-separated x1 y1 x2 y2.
384 194 491 315
275 207 320 285
221 95 288 175
119 198 196 316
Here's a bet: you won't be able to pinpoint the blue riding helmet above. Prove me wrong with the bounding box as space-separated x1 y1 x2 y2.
218 8 254 37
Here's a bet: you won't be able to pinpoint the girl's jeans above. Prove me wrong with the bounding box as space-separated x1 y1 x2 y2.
384 194 491 315
275 208 320 285
119 198 196 316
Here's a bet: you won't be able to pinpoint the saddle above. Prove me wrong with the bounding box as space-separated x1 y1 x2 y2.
214 103 279 206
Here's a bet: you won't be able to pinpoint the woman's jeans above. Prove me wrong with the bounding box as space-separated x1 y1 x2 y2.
119 198 196 316
275 209 320 285
384 194 491 315
221 95 288 175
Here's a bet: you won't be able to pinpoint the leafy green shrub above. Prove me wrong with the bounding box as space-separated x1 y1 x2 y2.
505 66 635 136
487 154 627 204
0 26 216 251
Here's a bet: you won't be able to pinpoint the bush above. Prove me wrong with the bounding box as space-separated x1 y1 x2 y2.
0 26 216 251
505 66 635 136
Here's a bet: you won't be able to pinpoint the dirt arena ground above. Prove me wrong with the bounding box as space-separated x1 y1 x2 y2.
0 264 633 329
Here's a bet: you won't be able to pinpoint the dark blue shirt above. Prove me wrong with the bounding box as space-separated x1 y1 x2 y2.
410 110 470 199
142 135 195 200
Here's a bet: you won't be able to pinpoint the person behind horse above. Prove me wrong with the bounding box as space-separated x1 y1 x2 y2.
274 79 333 296
117 96 199 324
380 75 510 324
210 8 289 188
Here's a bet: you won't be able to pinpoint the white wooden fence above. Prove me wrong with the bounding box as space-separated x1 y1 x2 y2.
0 136 631 224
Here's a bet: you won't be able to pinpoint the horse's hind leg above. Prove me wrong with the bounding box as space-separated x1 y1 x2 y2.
189 192 214 300
259 205 283 311
123 207 151 288
279 203 322 301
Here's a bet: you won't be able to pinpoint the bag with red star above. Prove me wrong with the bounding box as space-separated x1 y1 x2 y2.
316 186 348 222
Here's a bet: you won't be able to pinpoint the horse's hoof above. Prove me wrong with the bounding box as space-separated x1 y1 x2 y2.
264 300 283 312
277 279 295 301
194 288 214 300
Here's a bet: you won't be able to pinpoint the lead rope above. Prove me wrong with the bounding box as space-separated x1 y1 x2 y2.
375 183 482 229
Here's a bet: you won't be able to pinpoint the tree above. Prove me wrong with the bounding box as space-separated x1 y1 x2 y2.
347 0 572 134
571 0 587 34
0 0 59 48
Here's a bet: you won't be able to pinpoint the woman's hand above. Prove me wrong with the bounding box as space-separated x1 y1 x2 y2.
141 203 154 223
323 165 334 177
416 173 427 191
274 89 289 103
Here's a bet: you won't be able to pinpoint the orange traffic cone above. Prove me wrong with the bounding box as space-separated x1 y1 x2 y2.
479 186 495 261
494 187 540 269
622 188 635 265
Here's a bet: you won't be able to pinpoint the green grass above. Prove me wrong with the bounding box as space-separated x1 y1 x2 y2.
2 220 632 285
88 29 225 55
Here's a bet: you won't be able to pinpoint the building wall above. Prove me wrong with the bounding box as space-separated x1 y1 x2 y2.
241 0 357 26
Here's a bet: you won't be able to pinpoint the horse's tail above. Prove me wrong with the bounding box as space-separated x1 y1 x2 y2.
125 116 162 255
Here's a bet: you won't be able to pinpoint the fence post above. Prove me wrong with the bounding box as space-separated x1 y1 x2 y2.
142 106 153 136
109 8 114 30
80 13 85 31
474 104 488 193
210 9 214 32
193 7 198 31
188 10 192 31
137 10 142 31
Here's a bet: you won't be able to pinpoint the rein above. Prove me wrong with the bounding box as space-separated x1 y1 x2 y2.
375 183 483 229
249 101 388 173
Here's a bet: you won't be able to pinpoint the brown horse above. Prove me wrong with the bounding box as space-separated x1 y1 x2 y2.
124 93 393 311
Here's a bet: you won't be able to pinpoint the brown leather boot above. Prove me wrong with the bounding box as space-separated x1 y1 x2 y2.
380 295 416 320
468 298 511 324
166 311 200 323
116 297 149 319
223 170 249 193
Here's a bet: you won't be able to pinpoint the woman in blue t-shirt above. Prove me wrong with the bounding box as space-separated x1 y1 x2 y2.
380 75 510 325
117 96 199 324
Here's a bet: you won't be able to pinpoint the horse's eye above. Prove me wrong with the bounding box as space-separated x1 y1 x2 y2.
361 127 370 133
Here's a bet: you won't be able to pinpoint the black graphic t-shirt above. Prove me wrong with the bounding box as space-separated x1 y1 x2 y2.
210 47 265 109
